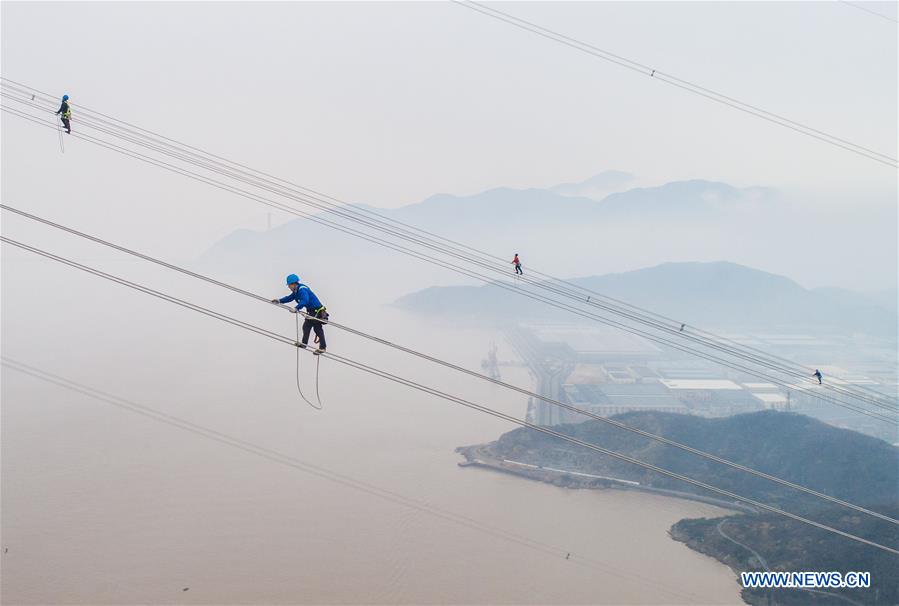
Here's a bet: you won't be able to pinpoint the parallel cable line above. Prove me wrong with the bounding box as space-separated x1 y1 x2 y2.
451 1 898 167
839 0 899 23
0 236 293 346
2 92 895 416
3 235 898 555
7 83 892 413
2 103 895 424
3 81 894 411
3 101 895 424
321 351 899 557
3 201 896 524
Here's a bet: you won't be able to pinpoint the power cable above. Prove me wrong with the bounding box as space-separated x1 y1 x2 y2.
4 81 894 412
3 234 899 553
839 0 899 23
2 91 895 416
3 200 896 522
451 1 898 168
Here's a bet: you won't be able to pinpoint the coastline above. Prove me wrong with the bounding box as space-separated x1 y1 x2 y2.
456 443 756 514
456 442 758 603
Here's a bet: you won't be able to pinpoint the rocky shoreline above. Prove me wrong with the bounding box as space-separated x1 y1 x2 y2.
456 442 756 514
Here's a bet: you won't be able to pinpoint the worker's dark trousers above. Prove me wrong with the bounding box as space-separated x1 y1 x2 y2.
61 118 71 133
302 312 327 349
515 264 523 275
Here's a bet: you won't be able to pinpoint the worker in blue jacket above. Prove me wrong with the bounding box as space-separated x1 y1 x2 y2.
56 94 72 133
272 274 328 354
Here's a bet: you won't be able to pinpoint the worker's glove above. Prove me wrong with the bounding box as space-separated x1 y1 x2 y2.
271 299 280 304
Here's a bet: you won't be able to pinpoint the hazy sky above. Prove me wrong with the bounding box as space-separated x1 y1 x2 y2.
2 1 896 259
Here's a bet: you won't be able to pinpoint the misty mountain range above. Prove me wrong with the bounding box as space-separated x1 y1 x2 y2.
201 171 770 263
395 261 897 337
389 177 775 231
198 171 895 305
548 169 638 200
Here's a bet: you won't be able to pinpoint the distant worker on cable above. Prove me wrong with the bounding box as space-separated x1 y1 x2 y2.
813 369 823 385
272 274 329 354
56 94 71 134
512 253 523 275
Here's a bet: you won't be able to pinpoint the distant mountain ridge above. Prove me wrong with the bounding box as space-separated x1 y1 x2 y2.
197 172 895 304
394 261 897 336
598 179 774 216
549 169 637 200
390 177 772 227
200 176 776 274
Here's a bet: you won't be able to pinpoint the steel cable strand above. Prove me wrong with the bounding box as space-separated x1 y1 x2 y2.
2 103 894 418
3 236 897 554
2 228 897 523
450 3 897 166
3 87 894 410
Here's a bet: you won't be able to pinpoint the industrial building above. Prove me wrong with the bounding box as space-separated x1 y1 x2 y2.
564 382 688 417
502 323 893 430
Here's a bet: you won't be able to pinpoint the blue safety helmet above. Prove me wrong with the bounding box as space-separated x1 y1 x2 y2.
62 94 69 101
286 273 300 285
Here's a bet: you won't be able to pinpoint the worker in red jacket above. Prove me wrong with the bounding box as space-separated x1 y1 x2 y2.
511 253 523 275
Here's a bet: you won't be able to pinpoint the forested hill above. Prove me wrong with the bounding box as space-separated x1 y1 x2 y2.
484 410 898 511
672 507 899 605
464 410 898 604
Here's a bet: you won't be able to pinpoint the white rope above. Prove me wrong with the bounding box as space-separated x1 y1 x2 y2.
54 114 64 153
3 234 898 554
295 312 323 410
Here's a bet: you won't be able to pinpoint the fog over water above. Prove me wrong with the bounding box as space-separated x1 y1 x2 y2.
2 269 740 603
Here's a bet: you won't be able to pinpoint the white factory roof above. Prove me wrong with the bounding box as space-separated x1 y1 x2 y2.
742 382 780 390
659 379 743 390
751 393 788 403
